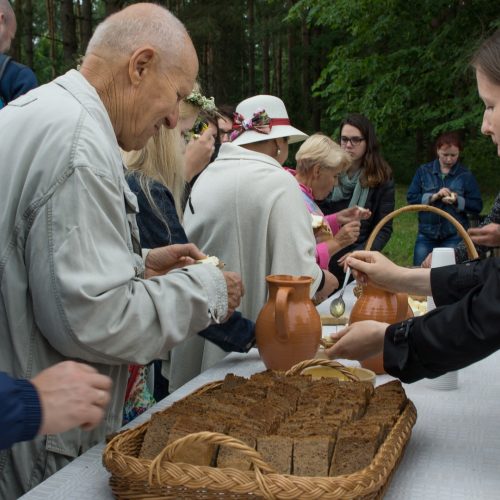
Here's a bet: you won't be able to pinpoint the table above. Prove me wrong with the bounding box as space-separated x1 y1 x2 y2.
20 286 500 499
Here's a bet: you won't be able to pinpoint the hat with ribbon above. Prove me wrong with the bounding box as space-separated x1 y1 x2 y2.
230 95 308 146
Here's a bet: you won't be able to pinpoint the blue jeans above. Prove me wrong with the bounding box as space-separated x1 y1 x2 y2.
413 233 461 266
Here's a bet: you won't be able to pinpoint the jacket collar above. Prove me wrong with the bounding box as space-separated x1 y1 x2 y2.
432 159 462 177
54 70 121 160
216 142 284 169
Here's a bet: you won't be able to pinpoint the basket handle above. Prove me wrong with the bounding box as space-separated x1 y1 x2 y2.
149 431 278 499
285 358 359 381
364 204 479 259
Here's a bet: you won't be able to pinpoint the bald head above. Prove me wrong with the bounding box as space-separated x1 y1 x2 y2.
86 3 194 72
0 0 16 53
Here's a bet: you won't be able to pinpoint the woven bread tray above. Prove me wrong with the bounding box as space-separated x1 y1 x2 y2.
104 359 417 500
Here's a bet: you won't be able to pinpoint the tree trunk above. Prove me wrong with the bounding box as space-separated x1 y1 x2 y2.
80 0 93 53
11 0 23 61
301 19 310 116
46 0 56 79
24 0 34 68
61 0 77 70
105 0 124 17
247 0 255 95
262 34 270 94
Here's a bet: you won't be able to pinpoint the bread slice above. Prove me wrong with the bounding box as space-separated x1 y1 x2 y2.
257 435 293 474
293 436 334 477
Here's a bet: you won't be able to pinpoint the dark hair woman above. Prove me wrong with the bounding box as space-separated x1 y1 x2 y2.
317 113 395 283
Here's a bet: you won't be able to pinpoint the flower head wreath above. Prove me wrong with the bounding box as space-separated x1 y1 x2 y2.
185 90 217 113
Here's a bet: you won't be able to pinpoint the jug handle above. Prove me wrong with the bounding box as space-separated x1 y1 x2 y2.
396 292 409 321
275 286 293 342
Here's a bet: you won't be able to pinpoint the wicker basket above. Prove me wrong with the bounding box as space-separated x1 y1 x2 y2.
103 359 417 499
364 203 478 259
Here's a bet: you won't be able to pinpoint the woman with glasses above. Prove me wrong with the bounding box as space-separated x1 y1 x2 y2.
317 113 395 283
407 131 482 266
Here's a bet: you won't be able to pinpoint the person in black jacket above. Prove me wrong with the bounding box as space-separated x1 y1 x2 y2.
1 361 111 450
325 28 500 382
317 113 394 284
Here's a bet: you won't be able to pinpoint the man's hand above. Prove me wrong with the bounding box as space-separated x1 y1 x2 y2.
145 243 206 278
336 206 371 225
184 127 216 182
223 271 244 320
325 320 388 361
313 270 339 304
468 223 500 247
31 361 112 435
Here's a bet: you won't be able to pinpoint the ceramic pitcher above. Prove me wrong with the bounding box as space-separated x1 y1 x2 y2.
349 284 413 374
255 275 321 371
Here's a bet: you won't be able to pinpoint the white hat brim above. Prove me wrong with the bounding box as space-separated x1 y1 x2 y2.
231 125 308 146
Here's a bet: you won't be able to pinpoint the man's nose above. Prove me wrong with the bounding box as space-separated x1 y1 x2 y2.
165 106 180 129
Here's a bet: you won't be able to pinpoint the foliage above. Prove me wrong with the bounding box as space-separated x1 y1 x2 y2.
9 0 500 193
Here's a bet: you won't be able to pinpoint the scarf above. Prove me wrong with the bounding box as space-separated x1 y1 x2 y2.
329 170 369 208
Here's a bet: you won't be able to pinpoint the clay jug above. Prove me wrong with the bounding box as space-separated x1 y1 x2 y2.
349 284 413 374
255 275 321 371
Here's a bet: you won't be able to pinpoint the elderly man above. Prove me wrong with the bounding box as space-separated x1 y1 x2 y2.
0 3 242 497
0 0 37 107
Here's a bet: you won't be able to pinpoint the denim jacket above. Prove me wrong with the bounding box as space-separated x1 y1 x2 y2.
407 160 482 240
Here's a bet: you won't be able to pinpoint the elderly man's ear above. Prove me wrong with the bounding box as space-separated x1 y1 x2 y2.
129 47 156 83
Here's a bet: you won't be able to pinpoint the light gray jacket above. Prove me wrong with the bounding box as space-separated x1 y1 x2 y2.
0 70 227 496
184 143 322 323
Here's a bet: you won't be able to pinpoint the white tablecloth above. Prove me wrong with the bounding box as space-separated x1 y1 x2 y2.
20 286 500 499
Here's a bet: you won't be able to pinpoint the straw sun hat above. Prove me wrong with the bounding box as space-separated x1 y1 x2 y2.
230 95 308 146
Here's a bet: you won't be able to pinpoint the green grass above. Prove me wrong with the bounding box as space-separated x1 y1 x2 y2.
382 185 496 267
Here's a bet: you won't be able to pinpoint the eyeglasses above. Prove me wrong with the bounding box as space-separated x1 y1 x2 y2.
340 136 365 146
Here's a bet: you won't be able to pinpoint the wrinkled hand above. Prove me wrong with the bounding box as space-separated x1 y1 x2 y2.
336 206 371 225
184 128 216 182
32 361 112 434
223 271 244 320
325 320 388 361
334 221 361 249
468 223 500 247
313 270 339 304
430 188 451 203
345 251 404 292
145 243 206 278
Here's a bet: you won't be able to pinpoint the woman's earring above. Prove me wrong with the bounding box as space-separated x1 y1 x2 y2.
277 148 281 156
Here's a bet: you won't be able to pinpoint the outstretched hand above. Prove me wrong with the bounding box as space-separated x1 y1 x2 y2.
344 251 403 292
336 206 371 225
32 361 112 434
468 223 500 247
325 320 388 361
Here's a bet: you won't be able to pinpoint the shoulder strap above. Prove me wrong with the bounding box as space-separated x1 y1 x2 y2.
0 54 12 81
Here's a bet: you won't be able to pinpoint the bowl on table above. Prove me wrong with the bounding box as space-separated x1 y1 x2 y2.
301 365 376 385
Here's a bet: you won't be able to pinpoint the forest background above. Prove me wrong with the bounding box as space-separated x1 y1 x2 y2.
7 0 500 262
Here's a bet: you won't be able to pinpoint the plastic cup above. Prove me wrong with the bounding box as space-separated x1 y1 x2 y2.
431 247 456 268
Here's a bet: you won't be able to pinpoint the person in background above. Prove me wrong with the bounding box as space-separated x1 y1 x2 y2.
124 91 253 402
288 133 371 270
317 113 395 284
1 361 112 450
217 103 235 144
407 131 483 266
0 4 243 497
0 0 37 108
185 94 339 322
326 28 500 384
